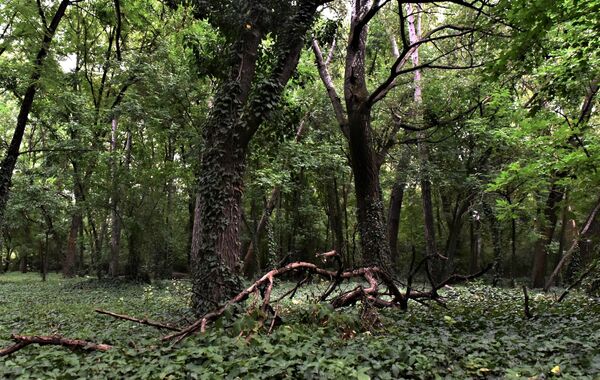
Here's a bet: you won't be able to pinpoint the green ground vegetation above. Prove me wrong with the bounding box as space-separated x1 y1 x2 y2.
1 273 599 379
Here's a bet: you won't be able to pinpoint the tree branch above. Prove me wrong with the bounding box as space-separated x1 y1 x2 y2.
312 38 349 135
0 335 112 357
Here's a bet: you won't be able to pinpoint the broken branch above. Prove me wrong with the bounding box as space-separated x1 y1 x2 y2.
95 309 182 332
0 334 112 357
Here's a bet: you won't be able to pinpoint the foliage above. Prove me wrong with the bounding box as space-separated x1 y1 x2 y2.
1 274 599 379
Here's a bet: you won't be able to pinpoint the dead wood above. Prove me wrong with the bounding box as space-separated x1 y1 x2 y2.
556 261 597 303
163 258 491 344
95 309 181 332
0 334 112 357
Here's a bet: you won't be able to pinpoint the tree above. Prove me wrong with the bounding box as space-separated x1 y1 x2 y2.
312 0 486 280
0 1 71 227
184 0 328 314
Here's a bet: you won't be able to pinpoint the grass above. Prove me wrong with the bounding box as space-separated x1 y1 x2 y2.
0 272 599 379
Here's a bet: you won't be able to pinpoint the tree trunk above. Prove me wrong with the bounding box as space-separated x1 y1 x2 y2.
326 175 346 263
108 117 121 278
387 153 409 263
126 222 142 280
346 109 392 270
0 1 71 224
483 201 503 285
406 3 440 280
190 1 321 315
531 183 562 288
63 213 82 277
469 212 481 273
340 2 394 273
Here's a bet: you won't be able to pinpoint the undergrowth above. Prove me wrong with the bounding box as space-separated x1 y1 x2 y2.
0 272 599 379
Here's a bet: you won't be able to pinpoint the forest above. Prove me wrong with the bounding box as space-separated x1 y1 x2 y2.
0 0 599 378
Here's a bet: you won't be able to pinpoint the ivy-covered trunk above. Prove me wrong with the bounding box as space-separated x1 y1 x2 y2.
190 137 246 313
189 0 322 315
346 108 393 272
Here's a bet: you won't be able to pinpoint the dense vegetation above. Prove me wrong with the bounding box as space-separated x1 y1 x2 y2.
0 0 599 378
1 273 599 379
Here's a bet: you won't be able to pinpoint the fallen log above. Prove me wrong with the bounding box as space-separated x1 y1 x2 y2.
95 309 181 332
0 334 112 357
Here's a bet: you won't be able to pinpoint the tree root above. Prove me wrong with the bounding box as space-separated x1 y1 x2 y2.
0 334 112 357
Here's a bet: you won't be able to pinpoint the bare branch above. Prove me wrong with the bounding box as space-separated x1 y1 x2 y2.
36 0 48 29
95 309 182 332
311 38 349 135
369 25 477 104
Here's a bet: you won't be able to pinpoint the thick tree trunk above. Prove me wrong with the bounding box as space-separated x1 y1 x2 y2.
64 168 84 277
482 201 503 284
0 1 70 224
340 1 394 273
346 109 392 271
191 145 246 313
531 184 562 288
469 212 481 273
126 222 142 280
190 1 320 315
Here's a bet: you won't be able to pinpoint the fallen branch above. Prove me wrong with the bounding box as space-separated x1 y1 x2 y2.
556 261 597 303
545 195 600 291
163 259 491 344
162 262 382 343
95 309 181 332
0 334 112 357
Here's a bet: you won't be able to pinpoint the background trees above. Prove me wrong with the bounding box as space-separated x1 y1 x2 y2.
0 0 598 301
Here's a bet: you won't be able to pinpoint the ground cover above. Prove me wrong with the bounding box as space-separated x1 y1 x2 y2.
0 273 599 379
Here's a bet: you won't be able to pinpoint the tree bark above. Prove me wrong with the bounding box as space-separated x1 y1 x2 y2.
0 0 71 224
190 1 321 315
387 152 409 263
531 183 562 288
108 117 121 278
63 195 82 277
341 1 394 273
483 200 503 284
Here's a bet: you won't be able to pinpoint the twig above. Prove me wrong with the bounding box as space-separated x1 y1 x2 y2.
95 309 181 332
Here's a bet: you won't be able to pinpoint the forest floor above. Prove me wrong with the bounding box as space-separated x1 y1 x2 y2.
0 272 599 379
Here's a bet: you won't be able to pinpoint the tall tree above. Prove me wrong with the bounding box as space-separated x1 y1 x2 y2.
186 0 327 314
312 0 484 281
0 1 71 225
